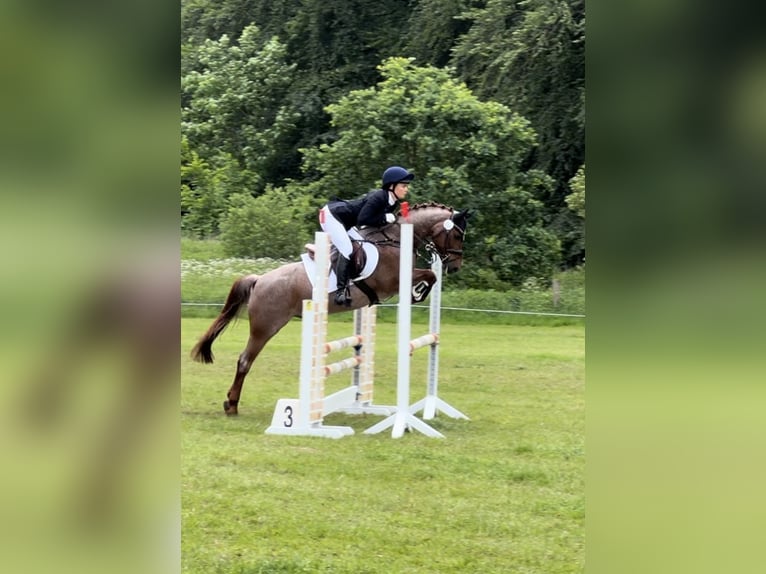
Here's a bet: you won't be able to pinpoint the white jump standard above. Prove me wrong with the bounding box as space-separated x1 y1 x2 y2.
363 222 468 439
408 252 469 422
265 232 390 438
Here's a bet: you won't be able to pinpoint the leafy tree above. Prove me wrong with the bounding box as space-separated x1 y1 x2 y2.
182 0 302 46
404 0 472 68
179 1 584 272
567 164 585 219
300 57 560 285
182 24 299 192
181 137 236 237
452 0 584 195
302 58 536 192
561 163 585 261
451 0 584 264
487 186 562 284
219 187 315 258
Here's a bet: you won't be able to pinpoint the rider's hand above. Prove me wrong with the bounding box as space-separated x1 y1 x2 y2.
385 213 396 223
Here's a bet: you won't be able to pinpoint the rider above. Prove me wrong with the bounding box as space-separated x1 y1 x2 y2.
319 165 414 306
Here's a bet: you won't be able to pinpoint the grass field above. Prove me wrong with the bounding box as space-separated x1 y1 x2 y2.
182 317 584 574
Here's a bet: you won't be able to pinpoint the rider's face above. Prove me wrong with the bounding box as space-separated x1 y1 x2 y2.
393 182 410 200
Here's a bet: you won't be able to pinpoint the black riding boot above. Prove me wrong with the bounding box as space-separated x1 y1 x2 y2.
333 255 353 306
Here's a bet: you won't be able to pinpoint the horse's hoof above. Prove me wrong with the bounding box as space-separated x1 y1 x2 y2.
223 400 238 416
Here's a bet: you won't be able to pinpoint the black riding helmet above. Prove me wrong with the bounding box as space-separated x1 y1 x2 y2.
381 166 414 190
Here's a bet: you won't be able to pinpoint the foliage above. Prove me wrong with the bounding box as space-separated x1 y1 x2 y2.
451 0 585 262
182 0 302 46
182 24 299 193
304 57 537 190
301 57 560 285
404 0 472 68
567 163 585 219
452 0 584 197
179 0 585 270
219 187 315 259
282 0 422 187
181 137 240 238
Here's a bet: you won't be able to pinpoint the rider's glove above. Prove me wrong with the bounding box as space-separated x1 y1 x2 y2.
385 213 396 223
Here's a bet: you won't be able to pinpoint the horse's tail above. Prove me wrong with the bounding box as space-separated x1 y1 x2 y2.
190 274 259 364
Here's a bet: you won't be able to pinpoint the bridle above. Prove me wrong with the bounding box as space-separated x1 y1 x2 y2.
417 217 465 267
359 211 466 267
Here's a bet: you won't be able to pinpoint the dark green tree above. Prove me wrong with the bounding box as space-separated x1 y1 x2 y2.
182 0 302 45
405 0 473 68
182 24 299 192
181 137 233 237
300 57 560 285
451 0 584 263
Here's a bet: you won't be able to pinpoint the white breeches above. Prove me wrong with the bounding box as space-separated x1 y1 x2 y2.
319 206 353 258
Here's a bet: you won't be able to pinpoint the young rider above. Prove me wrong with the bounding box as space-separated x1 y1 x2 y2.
319 166 414 306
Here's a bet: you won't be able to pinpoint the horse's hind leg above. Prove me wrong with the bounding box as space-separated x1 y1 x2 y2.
223 332 267 416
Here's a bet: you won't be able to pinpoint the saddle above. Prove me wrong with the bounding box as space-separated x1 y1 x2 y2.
304 240 365 275
303 240 380 305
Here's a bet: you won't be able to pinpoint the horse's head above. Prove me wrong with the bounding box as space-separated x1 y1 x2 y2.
411 204 472 274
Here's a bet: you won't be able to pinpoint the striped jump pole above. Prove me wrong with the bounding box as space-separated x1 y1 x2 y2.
364 222 444 439
337 306 393 417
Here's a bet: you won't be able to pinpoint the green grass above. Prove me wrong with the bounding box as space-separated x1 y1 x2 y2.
182 236 227 260
182 318 584 573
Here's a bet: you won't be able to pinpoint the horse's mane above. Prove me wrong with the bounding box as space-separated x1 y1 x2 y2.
408 201 453 212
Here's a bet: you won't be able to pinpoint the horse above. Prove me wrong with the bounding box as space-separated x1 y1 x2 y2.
190 202 471 415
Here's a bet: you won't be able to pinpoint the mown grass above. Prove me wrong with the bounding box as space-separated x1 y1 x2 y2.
182 317 584 573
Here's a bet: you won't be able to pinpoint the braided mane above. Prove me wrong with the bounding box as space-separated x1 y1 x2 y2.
408 201 453 212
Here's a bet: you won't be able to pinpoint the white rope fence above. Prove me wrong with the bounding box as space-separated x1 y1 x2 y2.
180 301 584 318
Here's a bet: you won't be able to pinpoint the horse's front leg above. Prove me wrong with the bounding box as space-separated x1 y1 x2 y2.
411 269 437 303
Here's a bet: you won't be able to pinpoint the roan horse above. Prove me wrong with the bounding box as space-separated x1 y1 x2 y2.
191 202 470 415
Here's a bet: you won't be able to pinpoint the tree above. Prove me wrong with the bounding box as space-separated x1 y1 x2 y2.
181 137 236 238
404 0 472 68
452 0 584 196
300 57 560 286
182 0 302 46
451 0 584 264
220 187 315 258
182 24 299 193
567 164 585 219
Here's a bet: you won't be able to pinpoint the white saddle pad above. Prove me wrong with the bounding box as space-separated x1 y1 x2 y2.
301 241 380 292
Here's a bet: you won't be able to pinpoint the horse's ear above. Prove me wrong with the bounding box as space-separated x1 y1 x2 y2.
452 209 473 226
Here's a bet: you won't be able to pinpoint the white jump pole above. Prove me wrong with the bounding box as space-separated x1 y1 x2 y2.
409 253 469 421
364 222 444 439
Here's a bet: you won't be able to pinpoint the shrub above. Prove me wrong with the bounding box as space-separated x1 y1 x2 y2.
220 188 314 259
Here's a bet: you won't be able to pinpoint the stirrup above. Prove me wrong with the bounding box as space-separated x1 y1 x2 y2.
334 286 352 306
